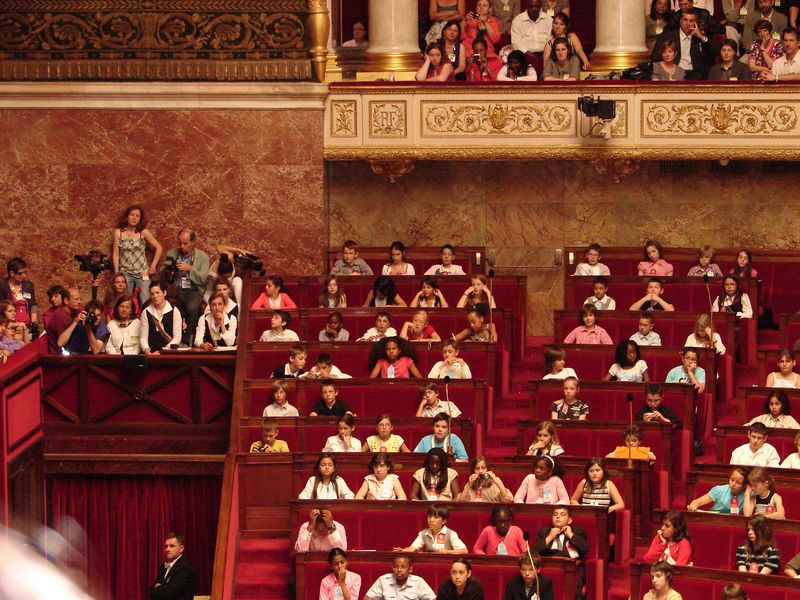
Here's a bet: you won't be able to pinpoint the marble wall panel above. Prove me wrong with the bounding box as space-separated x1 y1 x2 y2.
328 159 800 336
0 108 325 301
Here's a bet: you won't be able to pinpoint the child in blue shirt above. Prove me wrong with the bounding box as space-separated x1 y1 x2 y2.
687 466 747 514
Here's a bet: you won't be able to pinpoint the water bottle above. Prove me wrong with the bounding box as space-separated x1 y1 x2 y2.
387 364 395 378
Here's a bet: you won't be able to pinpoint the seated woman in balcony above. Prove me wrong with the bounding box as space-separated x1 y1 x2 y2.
646 0 673 52
651 39 686 81
440 20 467 79
425 0 466 46
749 19 784 80
542 37 581 81
105 295 142 355
342 20 368 48
465 38 503 81
416 42 454 82
543 13 590 70
497 49 539 80
463 0 502 58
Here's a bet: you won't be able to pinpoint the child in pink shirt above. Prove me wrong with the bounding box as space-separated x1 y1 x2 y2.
250 275 297 310
563 305 613 345
514 455 570 504
368 337 423 379
473 505 526 555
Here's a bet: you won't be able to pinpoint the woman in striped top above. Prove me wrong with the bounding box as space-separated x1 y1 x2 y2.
569 458 625 513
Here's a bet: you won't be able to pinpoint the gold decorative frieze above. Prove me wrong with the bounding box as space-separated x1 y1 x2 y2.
0 0 326 81
330 100 357 138
643 101 798 137
422 100 574 137
369 101 407 138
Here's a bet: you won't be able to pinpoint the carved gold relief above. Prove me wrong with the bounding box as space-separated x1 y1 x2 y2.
368 159 416 183
369 101 407 138
330 100 357 138
590 159 641 183
0 0 320 81
644 102 798 136
422 101 573 137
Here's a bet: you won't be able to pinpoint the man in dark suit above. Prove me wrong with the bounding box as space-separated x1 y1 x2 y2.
149 532 196 600
534 507 589 600
653 8 719 78
668 0 726 35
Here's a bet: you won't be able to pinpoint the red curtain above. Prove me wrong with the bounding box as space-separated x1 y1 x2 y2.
48 475 220 600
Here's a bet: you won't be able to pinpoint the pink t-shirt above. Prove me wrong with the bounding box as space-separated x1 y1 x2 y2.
379 356 414 378
472 524 527 555
637 260 674 276
513 474 570 504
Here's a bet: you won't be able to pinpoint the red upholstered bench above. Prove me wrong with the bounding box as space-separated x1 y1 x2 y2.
630 561 800 600
686 463 800 521
715 425 800 463
295 552 578 600
553 309 737 354
242 378 486 426
245 342 497 390
736 385 800 424
240 416 475 456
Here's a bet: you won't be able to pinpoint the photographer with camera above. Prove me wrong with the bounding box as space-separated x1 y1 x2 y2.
0 257 39 337
465 38 502 80
161 228 209 343
204 244 256 304
49 288 108 354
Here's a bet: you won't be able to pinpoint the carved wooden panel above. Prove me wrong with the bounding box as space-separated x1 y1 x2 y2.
0 0 320 80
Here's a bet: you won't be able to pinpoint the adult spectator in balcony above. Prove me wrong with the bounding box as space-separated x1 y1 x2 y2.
161 228 209 343
56 299 108 355
722 0 753 39
416 42 455 82
205 243 248 303
426 0 466 46
543 12 590 69
497 49 539 79
668 0 726 36
112 204 162 306
46 287 80 353
492 0 521 34
0 257 38 332
748 20 784 78
512 0 554 63
764 26 800 80
440 20 467 79
652 39 687 79
542 37 581 80
710 39 752 78
194 292 237 349
105 295 141 355
743 0 788 50
466 38 503 80
654 8 719 79
43 285 67 330
464 0 502 58
543 0 569 18
342 20 369 48
647 0 674 52
140 281 183 354
103 271 140 322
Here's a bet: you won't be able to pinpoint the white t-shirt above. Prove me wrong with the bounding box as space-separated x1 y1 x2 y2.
608 360 648 382
684 332 726 355
543 367 578 380
322 435 362 453
780 452 800 469
259 328 300 342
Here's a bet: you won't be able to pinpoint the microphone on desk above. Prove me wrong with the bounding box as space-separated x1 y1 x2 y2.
522 532 540 597
702 274 716 349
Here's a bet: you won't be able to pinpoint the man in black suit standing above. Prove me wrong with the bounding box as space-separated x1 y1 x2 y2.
149 533 196 600
653 8 719 78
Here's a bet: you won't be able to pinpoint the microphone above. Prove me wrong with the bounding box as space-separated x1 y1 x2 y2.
443 375 451 384
626 392 634 403
487 270 495 330
488 269 495 278
522 532 540 598
703 274 709 283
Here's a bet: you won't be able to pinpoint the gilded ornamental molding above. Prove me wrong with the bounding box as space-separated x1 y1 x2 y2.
0 0 328 81
325 82 800 161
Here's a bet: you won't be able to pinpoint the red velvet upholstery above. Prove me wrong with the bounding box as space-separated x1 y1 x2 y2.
245 341 497 389
324 246 485 277
736 385 800 423
631 562 800 600
296 552 577 600
243 378 485 424
528 380 696 431
676 511 800 571
686 464 800 521
715 425 800 463
239 416 474 455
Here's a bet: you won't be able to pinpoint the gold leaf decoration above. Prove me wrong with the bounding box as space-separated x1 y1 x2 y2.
645 103 797 135
423 102 572 135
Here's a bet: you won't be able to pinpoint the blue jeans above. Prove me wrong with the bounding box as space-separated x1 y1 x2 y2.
125 273 151 306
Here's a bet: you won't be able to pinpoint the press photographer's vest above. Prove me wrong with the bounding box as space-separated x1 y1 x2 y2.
146 308 175 351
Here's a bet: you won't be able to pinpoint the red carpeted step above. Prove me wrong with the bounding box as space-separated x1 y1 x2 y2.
238 538 292 562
